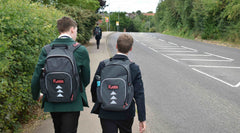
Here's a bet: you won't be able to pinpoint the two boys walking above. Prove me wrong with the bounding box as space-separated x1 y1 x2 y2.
31 16 146 133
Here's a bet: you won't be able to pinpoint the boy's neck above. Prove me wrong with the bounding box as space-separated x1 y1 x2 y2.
117 52 128 56
58 33 72 38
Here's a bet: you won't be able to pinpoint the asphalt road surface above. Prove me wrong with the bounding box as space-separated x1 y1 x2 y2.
107 32 240 133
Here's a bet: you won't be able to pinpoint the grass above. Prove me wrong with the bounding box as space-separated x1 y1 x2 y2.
162 29 240 49
18 104 50 133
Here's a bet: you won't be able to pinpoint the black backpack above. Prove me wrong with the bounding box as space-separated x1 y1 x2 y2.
95 27 101 36
96 58 134 111
40 43 82 103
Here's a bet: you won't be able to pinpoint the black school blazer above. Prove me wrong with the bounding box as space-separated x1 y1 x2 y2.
91 54 146 122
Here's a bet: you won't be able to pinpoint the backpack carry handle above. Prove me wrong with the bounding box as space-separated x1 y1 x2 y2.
52 44 68 49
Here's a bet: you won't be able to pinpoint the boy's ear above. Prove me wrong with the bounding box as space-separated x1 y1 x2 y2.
70 27 74 33
116 44 118 49
129 47 132 51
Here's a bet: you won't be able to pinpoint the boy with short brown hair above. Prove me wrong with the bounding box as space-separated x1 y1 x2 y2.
91 33 146 133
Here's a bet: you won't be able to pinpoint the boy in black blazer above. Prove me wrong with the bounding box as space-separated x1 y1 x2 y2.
91 33 146 133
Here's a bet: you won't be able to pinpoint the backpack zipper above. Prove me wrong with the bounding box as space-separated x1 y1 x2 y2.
45 72 73 93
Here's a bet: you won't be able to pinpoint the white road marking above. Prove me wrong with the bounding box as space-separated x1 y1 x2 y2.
133 35 239 88
192 68 240 88
205 52 234 61
168 42 178 46
132 34 239 88
235 82 240 88
189 65 240 69
158 39 165 41
167 54 211 56
157 48 186 50
161 50 197 53
180 59 233 62
162 54 179 62
181 46 198 52
148 47 158 53
156 46 180 48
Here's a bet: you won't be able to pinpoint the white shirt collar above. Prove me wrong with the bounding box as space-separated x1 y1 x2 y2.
58 34 72 38
117 52 128 56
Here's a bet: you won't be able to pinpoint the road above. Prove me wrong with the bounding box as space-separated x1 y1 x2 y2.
107 32 240 133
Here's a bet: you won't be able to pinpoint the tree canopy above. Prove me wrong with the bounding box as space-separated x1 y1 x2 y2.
154 0 240 43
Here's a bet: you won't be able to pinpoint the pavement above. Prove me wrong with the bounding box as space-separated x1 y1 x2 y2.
32 32 139 133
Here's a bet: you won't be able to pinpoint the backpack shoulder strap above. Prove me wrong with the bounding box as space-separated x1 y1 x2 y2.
69 42 82 52
69 42 83 92
43 44 51 54
121 60 134 84
103 58 112 66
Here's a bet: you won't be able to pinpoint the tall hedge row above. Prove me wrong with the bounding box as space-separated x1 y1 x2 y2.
59 5 100 44
155 0 240 44
0 0 65 131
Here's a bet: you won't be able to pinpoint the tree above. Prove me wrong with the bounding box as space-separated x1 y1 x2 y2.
31 0 100 11
154 0 240 43
99 0 106 6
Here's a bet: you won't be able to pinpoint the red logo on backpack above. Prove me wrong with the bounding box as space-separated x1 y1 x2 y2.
53 79 64 84
108 85 119 89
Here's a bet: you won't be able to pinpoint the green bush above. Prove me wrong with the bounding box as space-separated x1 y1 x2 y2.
60 5 100 44
0 0 66 132
155 0 240 44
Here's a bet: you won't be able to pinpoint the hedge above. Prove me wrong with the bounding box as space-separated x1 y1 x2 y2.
59 5 100 44
155 0 240 44
0 0 66 132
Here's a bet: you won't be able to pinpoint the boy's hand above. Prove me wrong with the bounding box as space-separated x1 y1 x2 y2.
139 121 146 133
38 93 43 102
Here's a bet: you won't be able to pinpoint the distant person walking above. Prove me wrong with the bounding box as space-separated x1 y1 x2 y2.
31 16 90 133
91 33 146 133
93 23 102 49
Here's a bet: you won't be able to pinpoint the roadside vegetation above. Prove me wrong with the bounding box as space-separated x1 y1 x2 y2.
100 0 239 46
100 11 155 32
154 0 240 45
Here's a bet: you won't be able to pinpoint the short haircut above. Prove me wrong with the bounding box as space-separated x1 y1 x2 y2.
117 34 134 54
57 16 77 33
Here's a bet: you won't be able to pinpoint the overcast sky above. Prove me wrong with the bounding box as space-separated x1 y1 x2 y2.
102 0 160 13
